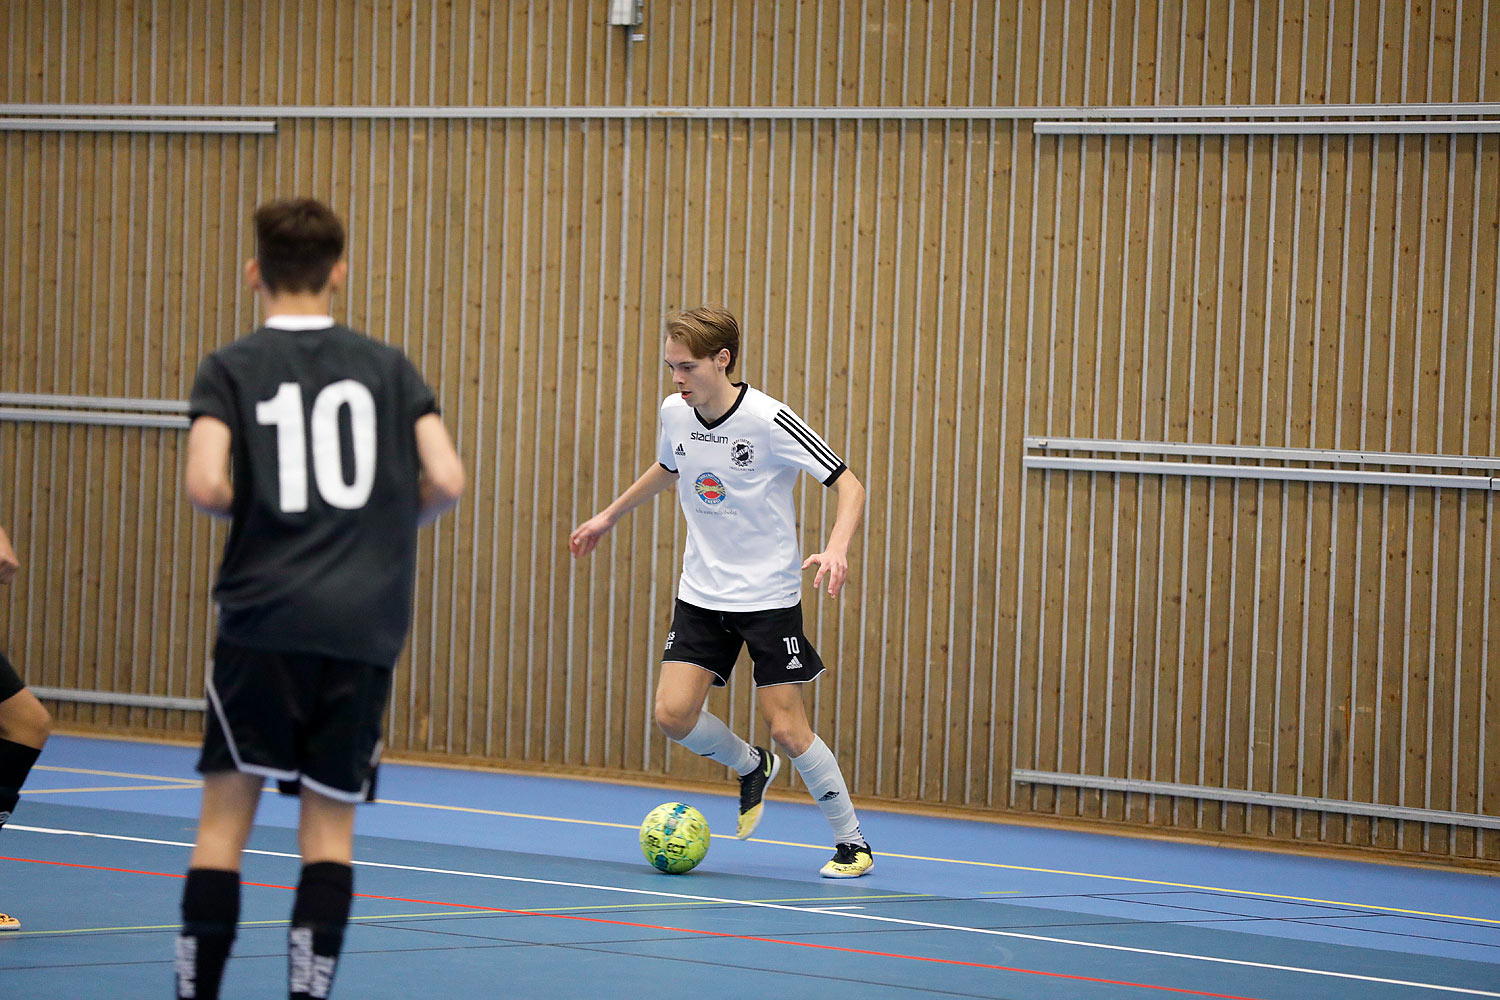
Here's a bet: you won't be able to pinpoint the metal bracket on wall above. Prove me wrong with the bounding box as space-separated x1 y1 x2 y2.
30 686 205 713
0 393 190 430
0 118 275 134
1024 436 1500 491
1035 119 1500 135
5 101 1498 123
1013 768 1500 831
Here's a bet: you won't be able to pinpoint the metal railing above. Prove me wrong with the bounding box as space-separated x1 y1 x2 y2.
1024 436 1500 491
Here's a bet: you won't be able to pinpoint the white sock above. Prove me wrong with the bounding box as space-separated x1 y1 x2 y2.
676 710 758 775
791 736 864 845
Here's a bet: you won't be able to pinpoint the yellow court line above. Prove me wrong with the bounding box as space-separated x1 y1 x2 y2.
375 797 640 831
34 766 1499 927
376 806 1500 927
793 845 1500 926
35 765 200 783
22 784 202 795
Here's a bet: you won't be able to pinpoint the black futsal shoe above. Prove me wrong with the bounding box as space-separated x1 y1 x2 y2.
736 745 782 839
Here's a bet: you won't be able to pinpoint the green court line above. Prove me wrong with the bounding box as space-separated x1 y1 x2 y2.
3 912 479 938
0 892 944 938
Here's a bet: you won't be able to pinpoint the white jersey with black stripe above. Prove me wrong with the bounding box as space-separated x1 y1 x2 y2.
656 383 847 611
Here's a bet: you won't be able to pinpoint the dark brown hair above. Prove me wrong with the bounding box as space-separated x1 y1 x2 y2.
665 306 741 374
253 198 346 294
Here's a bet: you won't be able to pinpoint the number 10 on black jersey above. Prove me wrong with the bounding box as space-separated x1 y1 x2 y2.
256 380 378 513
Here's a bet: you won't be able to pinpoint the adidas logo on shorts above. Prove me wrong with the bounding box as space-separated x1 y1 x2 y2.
786 655 802 671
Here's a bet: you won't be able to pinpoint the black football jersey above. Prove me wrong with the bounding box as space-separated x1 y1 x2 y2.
189 323 438 666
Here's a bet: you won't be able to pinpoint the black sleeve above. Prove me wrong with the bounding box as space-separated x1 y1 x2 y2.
400 354 440 423
188 354 236 425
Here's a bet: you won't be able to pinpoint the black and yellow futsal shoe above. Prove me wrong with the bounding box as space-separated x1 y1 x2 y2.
820 841 874 878
736 745 781 839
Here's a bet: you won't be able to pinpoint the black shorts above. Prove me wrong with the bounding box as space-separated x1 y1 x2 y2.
662 599 826 688
198 638 392 804
0 650 23 703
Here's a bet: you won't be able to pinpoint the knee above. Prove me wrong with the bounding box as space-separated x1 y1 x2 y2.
768 721 813 758
653 699 696 742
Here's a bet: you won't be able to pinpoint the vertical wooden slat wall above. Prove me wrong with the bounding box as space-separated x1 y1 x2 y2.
1 1 1497 863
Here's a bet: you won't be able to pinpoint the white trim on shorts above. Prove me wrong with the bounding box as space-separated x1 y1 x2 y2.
298 773 367 804
207 676 382 803
204 672 299 783
300 737 384 803
755 672 826 688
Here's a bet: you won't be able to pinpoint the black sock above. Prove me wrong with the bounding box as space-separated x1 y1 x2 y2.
288 861 354 1000
0 786 17 832
0 738 41 832
176 868 241 1000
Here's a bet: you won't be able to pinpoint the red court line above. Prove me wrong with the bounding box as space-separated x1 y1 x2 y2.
3 855 1264 999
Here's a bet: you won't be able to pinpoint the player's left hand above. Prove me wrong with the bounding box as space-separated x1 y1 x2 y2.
802 549 849 598
0 528 17 586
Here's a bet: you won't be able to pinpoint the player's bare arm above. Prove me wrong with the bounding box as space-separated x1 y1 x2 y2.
569 463 679 558
801 469 865 598
0 525 18 586
184 416 235 519
415 412 466 525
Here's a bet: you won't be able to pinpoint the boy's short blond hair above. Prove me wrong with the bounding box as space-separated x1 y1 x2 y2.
666 306 740 374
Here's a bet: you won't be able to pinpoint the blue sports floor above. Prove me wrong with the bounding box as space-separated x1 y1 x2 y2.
2 735 1498 999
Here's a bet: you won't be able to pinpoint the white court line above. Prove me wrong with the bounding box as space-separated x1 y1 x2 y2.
28 765 1500 926
8 823 1500 997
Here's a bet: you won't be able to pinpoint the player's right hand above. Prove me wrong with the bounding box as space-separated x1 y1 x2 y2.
568 513 615 558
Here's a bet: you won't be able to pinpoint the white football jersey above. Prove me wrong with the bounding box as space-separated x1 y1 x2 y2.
657 384 846 611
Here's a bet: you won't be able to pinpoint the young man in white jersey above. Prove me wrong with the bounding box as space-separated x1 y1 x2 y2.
570 306 873 878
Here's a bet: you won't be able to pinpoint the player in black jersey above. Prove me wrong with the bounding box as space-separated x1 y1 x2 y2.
175 199 465 1000
0 523 54 932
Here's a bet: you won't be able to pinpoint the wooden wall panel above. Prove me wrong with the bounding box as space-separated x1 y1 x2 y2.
2 0 1499 864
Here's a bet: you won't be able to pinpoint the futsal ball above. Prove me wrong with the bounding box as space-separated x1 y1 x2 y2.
639 802 711 874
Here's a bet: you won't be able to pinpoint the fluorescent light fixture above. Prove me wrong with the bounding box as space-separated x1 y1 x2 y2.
607 0 642 26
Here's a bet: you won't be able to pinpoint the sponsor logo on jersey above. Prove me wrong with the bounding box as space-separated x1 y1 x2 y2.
691 430 729 444
731 438 754 468
694 471 727 505
674 443 686 456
